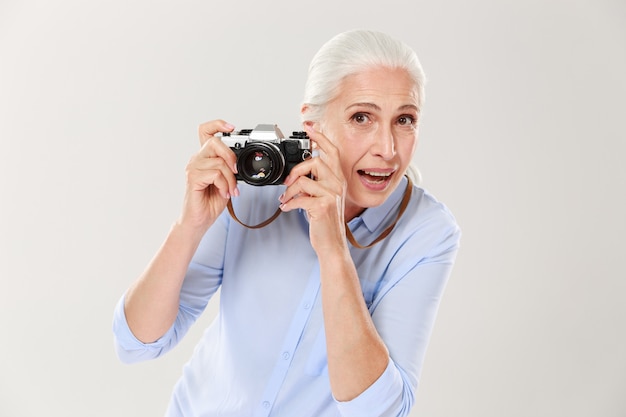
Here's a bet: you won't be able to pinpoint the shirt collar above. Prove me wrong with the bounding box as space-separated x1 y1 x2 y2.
348 176 409 233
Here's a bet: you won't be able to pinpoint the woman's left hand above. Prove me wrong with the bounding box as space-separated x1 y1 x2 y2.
278 125 348 255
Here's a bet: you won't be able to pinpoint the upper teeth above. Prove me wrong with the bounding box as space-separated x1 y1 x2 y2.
364 171 391 177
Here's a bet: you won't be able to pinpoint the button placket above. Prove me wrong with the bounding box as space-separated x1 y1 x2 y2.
252 265 321 417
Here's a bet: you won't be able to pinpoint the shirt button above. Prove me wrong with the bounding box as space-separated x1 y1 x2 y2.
263 401 270 409
282 351 290 360
304 303 311 309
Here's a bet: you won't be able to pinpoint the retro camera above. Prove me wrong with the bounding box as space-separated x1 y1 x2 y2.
220 124 312 186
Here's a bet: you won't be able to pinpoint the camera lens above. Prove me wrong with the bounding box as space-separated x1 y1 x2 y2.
237 142 285 185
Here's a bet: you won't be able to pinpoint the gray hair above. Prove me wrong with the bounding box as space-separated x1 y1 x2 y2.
301 29 425 184
302 29 426 120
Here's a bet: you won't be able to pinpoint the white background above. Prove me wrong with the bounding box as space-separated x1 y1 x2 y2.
1 1 624 416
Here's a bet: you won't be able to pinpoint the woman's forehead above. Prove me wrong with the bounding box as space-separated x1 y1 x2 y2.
334 67 419 108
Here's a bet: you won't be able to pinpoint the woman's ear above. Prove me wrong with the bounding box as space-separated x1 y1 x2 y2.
300 105 320 131
300 104 314 130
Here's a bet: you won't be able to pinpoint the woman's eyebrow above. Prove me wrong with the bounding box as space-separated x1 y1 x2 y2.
345 102 381 111
398 104 419 112
345 103 418 112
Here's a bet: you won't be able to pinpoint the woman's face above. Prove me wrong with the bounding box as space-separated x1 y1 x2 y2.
318 66 420 220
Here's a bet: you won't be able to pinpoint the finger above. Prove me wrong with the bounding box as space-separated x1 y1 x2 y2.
199 135 239 175
188 163 236 200
303 125 343 177
279 174 314 204
278 178 318 213
202 171 232 199
198 119 236 146
188 149 239 197
279 178 340 219
283 141 341 190
280 166 342 208
283 154 334 192
282 156 315 186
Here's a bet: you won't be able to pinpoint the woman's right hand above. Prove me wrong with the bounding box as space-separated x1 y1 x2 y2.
177 119 239 234
124 120 238 343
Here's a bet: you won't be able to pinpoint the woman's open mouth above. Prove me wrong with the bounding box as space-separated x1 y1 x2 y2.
358 170 394 189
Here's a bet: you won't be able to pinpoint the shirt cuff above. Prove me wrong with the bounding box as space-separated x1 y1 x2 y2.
112 294 176 363
334 358 406 417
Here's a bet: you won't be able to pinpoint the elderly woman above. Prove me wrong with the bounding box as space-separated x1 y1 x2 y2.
113 29 460 417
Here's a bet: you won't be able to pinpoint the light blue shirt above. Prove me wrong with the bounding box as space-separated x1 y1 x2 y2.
113 176 460 417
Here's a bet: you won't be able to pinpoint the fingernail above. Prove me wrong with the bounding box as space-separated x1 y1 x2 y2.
233 187 240 197
224 122 235 130
233 163 238 173
278 193 285 203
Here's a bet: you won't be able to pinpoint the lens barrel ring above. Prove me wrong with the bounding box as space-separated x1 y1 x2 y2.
236 141 286 186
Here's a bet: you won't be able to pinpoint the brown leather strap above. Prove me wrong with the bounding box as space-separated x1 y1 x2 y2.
227 199 283 229
228 175 413 244
345 176 413 249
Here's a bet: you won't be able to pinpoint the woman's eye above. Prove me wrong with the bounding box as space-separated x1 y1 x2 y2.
398 115 416 126
352 113 370 124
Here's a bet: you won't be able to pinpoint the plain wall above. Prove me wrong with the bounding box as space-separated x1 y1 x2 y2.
1 0 624 416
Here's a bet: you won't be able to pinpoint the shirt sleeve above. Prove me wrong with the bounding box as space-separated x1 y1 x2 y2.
336 207 461 417
112 294 179 363
112 214 229 364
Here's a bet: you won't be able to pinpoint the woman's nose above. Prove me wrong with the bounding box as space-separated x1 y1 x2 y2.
372 125 396 160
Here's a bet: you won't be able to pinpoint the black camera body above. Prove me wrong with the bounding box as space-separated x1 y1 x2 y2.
220 124 311 186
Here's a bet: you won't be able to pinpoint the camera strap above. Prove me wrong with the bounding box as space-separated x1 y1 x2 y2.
227 200 283 229
344 175 413 249
226 175 413 248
